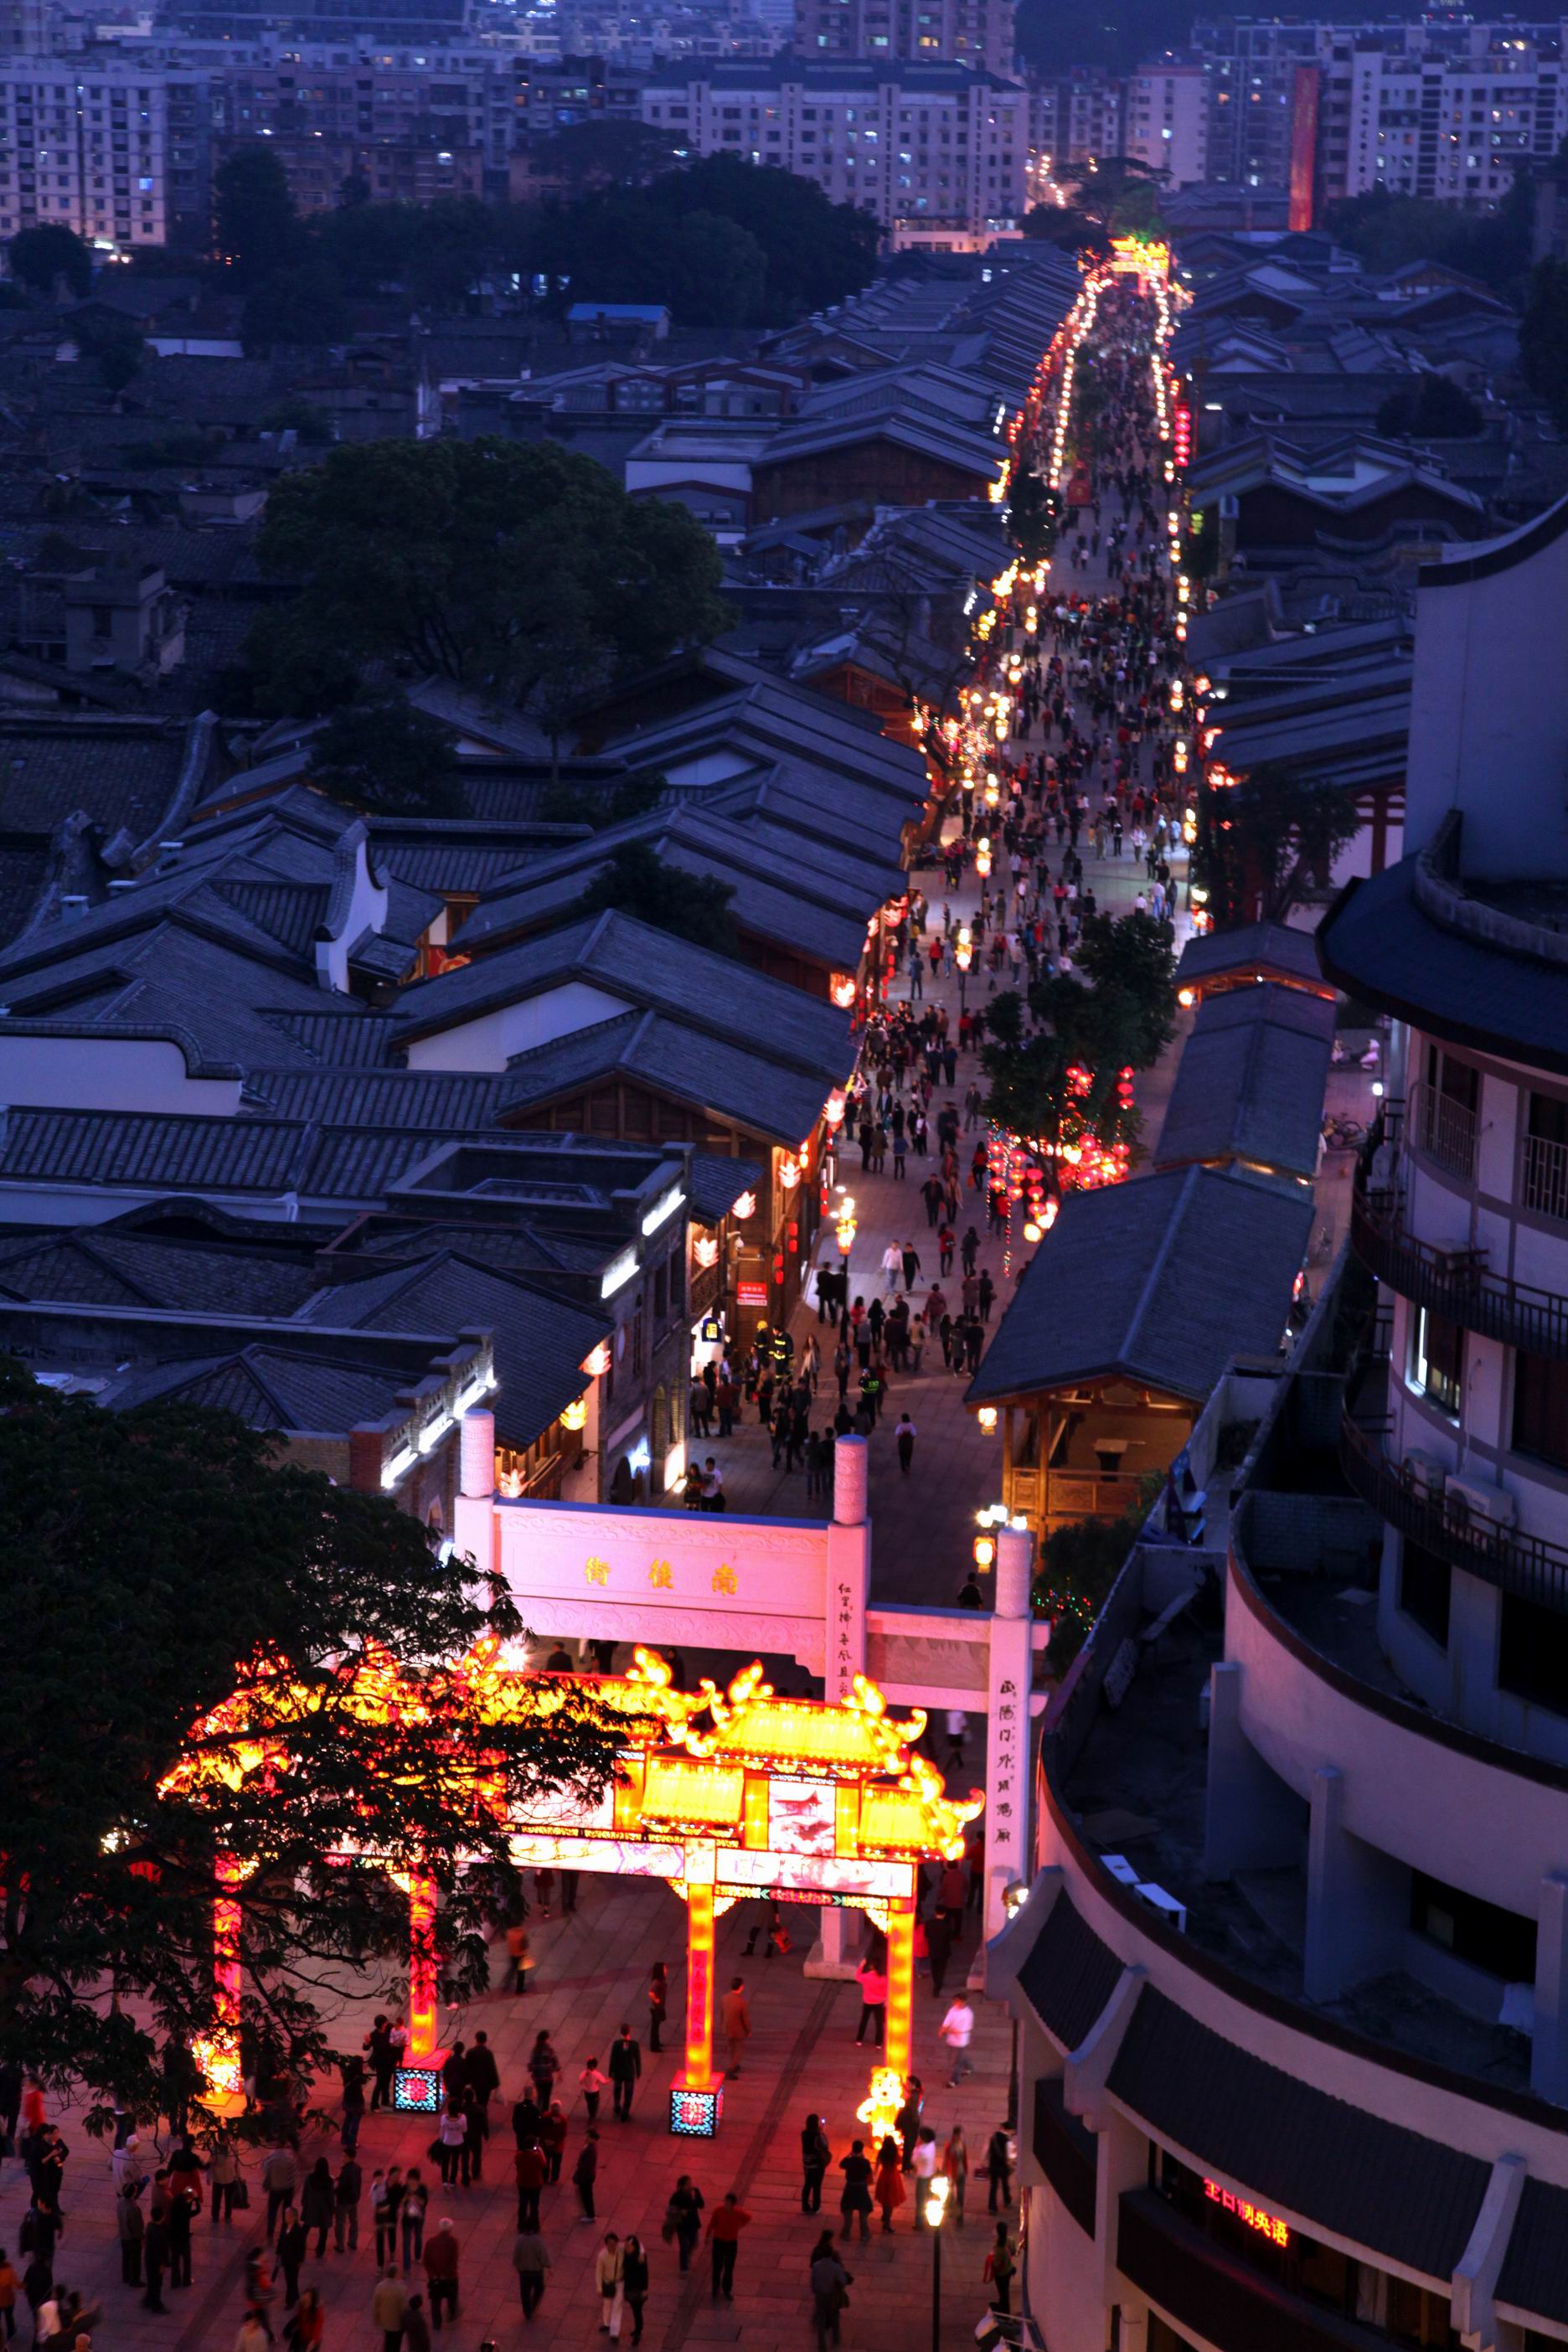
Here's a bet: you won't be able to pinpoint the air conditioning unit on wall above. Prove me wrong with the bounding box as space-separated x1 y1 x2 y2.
1445 1473 1516 1531
1404 1449 1447 1503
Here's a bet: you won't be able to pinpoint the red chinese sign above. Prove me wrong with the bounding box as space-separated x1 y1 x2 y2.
1204 2179 1289 2246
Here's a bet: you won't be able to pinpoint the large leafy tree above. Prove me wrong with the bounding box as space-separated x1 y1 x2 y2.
575 840 738 955
307 693 467 819
1194 764 1362 926
978 913 1175 1167
8 223 92 302
538 198 768 328
214 143 302 286
0 1371 616 2125
251 437 730 763
1008 466 1060 567
646 156 879 317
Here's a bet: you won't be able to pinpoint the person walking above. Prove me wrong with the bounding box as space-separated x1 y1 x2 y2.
984 2125 1013 2213
301 2157 334 2258
705 2195 750 2301
837 2142 873 2243
664 2177 704 2273
580 2058 607 2123
572 2131 600 2221
513 2139 545 2232
910 2130 937 2226
400 2169 429 2272
810 2236 852 2352
622 2235 651 2345
983 2224 1017 2313
422 2219 459 2331
512 2225 550 2323
874 2137 905 2234
894 1413 916 1477
527 2031 560 2112
647 1963 668 2054
334 2153 363 2252
276 2207 307 2308
543 2101 568 2186
210 2136 242 2227
720 1978 750 2076
595 2231 625 2339
287 2287 325 2352
943 2126 969 2224
854 1952 887 2047
262 2145 298 2246
371 2267 406 2352
608 2028 642 2122
940 1994 975 2087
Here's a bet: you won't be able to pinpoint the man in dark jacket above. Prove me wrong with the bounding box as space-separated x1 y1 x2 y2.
607 2028 642 2122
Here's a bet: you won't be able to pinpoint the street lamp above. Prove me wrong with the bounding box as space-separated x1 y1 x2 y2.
925 2173 951 2352
955 926 972 1014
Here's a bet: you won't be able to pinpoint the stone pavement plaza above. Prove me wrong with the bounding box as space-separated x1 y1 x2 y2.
22 1879 1013 2352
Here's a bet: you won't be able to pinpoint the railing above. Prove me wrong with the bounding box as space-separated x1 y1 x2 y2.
1351 1190 1568 1363
1338 1412 1568 1615
1409 1078 1477 1184
1522 1130 1568 1226
1044 1469 1148 1522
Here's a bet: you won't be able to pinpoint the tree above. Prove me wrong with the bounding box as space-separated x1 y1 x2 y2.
1324 182 1532 295
214 144 301 287
1008 466 1060 567
243 260 349 353
1023 204 1110 260
307 693 467 818
1074 910 1176 1067
1521 256 1568 432
252 438 730 767
1031 1502 1145 1669
575 840 738 955
1375 374 1483 439
532 120 684 192
8 223 92 302
1194 764 1364 927
978 977 1146 1168
539 198 767 328
72 308 145 393
0 1368 617 2122
645 156 879 318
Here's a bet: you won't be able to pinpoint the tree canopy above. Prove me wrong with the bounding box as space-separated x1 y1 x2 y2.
1324 180 1532 294
307 693 467 818
1194 765 1363 926
537 199 768 329
978 912 1176 1168
0 1367 616 2122
251 436 731 747
1008 466 1060 567
1375 372 1483 440
575 840 739 955
242 259 350 353
214 143 303 287
8 223 92 302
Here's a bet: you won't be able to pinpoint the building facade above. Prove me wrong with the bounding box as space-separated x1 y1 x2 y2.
1123 59 1209 187
791 0 1014 80
0 59 186 249
641 58 1029 233
995 490 1568 2352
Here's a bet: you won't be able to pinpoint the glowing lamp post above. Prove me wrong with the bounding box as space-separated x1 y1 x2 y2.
955 927 972 1014
925 2173 952 2352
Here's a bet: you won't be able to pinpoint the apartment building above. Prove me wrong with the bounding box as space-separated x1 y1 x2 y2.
1192 14 1568 206
792 0 1015 82
1123 59 1208 187
0 59 193 249
642 59 1029 235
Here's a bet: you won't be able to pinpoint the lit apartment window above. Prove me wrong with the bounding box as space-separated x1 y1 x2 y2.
1408 1305 1463 1416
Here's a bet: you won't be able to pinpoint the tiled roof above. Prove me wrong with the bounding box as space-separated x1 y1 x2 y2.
1174 921 1327 990
1017 1890 1124 2051
1107 1986 1491 2282
1154 986 1335 1183
497 1007 835 1149
965 1166 1312 1406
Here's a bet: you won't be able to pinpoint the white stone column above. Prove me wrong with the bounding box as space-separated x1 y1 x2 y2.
807 1435 872 1978
983 1524 1034 1939
452 1408 497 1581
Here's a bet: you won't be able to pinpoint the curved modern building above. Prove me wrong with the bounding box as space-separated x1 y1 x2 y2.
992 498 1568 2352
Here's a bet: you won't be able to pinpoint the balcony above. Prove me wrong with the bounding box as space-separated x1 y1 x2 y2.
1338 1412 1568 1614
1409 1077 1477 1184
1351 1189 1568 1363
1522 1129 1568 1226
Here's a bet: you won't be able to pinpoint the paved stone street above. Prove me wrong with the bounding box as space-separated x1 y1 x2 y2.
20 1880 1013 2352
709 526 1198 1607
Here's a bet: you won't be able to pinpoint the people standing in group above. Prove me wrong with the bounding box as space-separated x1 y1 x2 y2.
874 2137 905 2234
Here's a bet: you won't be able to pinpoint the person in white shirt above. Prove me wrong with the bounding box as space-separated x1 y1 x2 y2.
940 1997 975 2088
910 2130 938 2226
